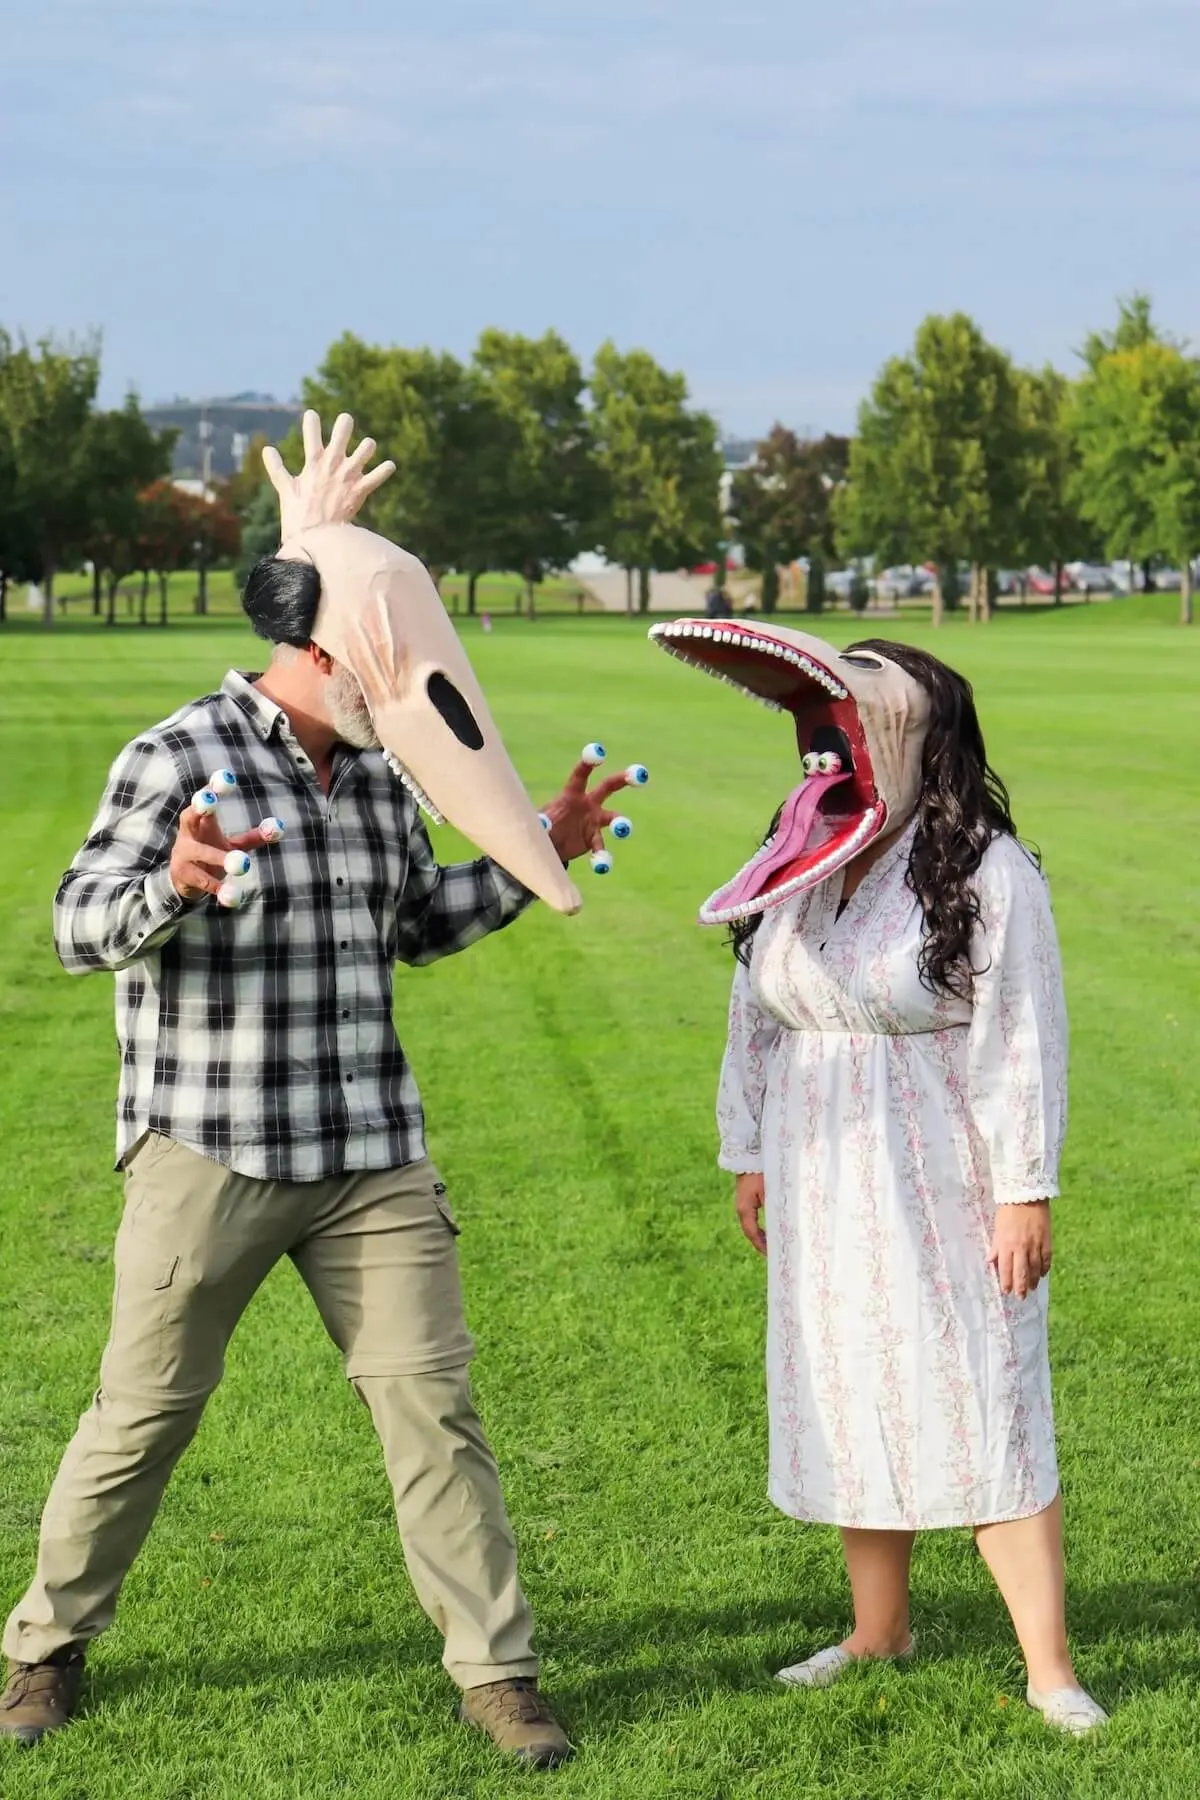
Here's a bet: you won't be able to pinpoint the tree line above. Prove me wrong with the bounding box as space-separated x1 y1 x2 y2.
732 296 1199 626
3 298 1197 628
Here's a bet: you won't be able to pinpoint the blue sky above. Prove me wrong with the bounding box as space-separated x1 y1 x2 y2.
3 0 1198 436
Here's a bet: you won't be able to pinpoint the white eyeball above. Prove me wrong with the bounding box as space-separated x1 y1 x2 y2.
208 769 238 793
216 879 245 910
192 787 220 816
582 742 607 766
625 764 649 786
610 815 633 840
802 753 820 778
817 751 843 775
223 850 252 879
590 849 613 875
257 817 286 843
538 812 552 831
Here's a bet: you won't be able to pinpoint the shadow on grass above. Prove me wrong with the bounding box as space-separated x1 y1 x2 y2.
78 1578 1199 1729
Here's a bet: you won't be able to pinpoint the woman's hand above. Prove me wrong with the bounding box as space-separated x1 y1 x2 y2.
989 1201 1052 1298
735 1173 767 1256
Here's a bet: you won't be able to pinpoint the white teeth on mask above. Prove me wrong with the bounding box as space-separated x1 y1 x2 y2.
698 805 886 925
648 621 849 700
382 750 446 826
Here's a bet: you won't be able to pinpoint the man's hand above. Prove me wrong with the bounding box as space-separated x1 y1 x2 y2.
169 807 280 903
735 1173 767 1255
989 1201 1053 1298
263 410 396 541
539 757 639 865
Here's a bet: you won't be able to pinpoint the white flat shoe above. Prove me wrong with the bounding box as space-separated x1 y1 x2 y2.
776 1636 915 1688
1027 1684 1109 1735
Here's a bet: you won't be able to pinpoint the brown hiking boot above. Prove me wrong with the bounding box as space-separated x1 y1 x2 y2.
459 1678 572 1767
0 1647 86 1746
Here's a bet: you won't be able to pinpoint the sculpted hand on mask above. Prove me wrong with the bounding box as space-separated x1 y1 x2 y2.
648 620 931 924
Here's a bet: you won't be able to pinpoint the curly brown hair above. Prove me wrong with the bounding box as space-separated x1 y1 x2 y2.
729 639 1036 996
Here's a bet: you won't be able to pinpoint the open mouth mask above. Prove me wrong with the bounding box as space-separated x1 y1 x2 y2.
648 620 931 925
279 521 582 916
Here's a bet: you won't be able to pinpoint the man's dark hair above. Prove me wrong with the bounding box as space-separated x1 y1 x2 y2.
241 555 322 647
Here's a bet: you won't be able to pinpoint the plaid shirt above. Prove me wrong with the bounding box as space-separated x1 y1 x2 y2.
55 671 534 1180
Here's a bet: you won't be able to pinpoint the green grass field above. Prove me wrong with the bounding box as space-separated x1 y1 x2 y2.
0 601 1197 1799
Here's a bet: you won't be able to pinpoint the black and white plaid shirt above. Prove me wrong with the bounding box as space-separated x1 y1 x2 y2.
55 670 534 1180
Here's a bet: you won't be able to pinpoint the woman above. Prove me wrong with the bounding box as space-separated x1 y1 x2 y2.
708 636 1105 1734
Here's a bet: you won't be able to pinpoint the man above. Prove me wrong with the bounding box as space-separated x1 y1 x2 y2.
1 417 633 1767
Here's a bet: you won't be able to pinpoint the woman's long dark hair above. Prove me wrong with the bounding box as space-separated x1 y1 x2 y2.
729 639 1035 997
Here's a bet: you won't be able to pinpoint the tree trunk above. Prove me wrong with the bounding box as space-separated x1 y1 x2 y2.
41 564 56 628
930 572 944 628
625 567 633 617
967 563 981 624
1053 561 1064 605
762 565 780 614
158 572 170 626
0 569 7 625
467 570 479 616
105 573 119 627
526 574 536 618
92 563 102 616
1143 559 1155 592
637 567 651 613
806 555 825 615
1181 559 1194 626
139 570 150 625
196 560 208 617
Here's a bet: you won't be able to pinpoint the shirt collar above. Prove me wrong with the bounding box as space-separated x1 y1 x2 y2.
221 670 288 743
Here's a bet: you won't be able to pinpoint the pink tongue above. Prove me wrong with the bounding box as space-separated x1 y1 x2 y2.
721 772 849 910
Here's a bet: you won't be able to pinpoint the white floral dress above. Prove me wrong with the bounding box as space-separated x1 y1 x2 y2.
718 827 1066 1529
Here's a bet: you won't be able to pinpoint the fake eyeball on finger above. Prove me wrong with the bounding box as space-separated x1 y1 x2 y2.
208 769 238 795
817 751 843 775
216 879 246 910
610 815 633 840
257 817 287 843
582 742 607 766
538 812 552 831
590 849 613 875
223 850 252 879
192 787 220 816
625 764 649 786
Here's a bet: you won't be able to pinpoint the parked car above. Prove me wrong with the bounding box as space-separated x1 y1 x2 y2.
1025 568 1061 595
1065 562 1116 592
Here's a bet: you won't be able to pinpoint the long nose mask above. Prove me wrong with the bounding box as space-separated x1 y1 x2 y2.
282 523 581 914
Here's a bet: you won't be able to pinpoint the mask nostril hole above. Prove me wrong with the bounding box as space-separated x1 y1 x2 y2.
426 672 485 750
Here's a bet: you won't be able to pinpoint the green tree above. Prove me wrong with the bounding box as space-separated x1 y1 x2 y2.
0 332 100 625
590 344 722 613
1069 336 1200 625
235 480 282 589
83 396 176 619
837 313 1024 625
470 329 597 615
1013 366 1100 604
730 428 849 613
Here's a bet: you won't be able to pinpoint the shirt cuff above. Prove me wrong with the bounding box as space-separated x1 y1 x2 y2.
140 864 188 938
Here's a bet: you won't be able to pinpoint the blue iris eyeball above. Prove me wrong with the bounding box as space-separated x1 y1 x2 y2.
192 788 219 816
611 815 633 840
209 769 238 792
538 812 552 831
591 849 613 875
582 742 607 765
258 817 287 843
625 764 649 786
223 850 252 878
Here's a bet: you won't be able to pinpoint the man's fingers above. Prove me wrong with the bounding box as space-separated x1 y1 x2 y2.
301 410 325 464
261 444 290 497
356 459 395 497
328 413 354 458
593 772 633 804
224 824 280 852
564 760 594 793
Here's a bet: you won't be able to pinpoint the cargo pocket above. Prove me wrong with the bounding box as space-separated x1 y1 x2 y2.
432 1180 462 1236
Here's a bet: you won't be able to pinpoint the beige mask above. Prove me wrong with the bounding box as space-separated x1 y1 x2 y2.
280 521 581 915
649 620 930 924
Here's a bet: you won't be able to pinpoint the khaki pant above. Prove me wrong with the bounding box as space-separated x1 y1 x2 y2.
3 1136 537 1689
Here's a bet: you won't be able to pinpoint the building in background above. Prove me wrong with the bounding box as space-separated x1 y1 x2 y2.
143 395 302 481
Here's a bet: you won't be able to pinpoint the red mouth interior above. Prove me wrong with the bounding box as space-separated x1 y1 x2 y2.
651 622 884 917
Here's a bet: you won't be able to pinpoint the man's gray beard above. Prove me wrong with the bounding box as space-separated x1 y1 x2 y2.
327 664 382 752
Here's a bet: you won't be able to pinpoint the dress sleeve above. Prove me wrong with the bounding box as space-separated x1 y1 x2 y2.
966 837 1068 1205
716 959 782 1174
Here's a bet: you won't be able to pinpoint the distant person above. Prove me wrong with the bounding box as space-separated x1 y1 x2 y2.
648 622 1108 1738
481 611 492 633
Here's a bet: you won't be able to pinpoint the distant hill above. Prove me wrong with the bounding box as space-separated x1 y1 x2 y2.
143 395 301 479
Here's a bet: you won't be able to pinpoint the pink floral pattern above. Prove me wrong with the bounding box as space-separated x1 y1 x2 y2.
716 828 1066 1529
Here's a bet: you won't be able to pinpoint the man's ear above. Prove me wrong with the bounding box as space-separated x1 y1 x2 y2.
307 642 335 674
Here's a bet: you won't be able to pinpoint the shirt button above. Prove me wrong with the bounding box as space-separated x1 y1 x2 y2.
346 1072 355 1083
336 877 344 887
340 940 348 950
342 1009 350 1020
